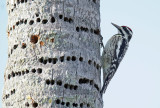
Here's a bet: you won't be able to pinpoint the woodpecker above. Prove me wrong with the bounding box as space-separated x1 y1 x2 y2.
100 23 133 96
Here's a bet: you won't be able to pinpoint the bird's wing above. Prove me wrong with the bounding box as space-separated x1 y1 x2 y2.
101 35 128 95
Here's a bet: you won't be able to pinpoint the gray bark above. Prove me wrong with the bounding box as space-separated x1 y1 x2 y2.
2 0 103 108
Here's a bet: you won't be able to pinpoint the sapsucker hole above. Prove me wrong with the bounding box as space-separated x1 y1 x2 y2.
79 57 83 62
43 59 48 65
68 18 73 23
87 103 90 107
50 80 55 85
39 57 44 63
59 15 63 19
50 38 54 43
32 102 38 107
52 58 58 64
12 72 15 77
22 71 25 75
88 60 92 65
64 17 68 22
94 29 100 35
26 69 29 74
37 68 42 74
21 0 24 3
16 21 19 26
32 69 36 73
80 26 84 31
48 58 52 63
94 61 96 67
17 0 20 4
90 28 93 33
51 17 55 23
24 19 27 24
64 84 69 89
79 79 83 84
25 0 27 3
72 56 76 61
18 71 21 76
66 102 70 107
72 103 78 107
93 0 96 3
80 103 83 107
56 99 60 104
96 64 99 69
37 18 41 22
15 72 19 76
60 56 64 62
8 74 11 79
30 35 39 44
66 56 71 61
61 101 65 105
29 20 34 25
42 19 48 24
74 85 78 90
94 84 99 91
70 85 73 90
46 79 50 85
90 80 94 85
35 13 39 17
22 43 26 49
25 102 29 107
20 19 24 24
76 27 80 32
56 80 62 86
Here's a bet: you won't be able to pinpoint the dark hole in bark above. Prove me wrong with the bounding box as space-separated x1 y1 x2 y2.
22 71 25 75
12 72 15 77
70 85 73 90
79 79 83 84
15 72 19 76
56 99 60 104
29 20 34 25
30 35 39 44
35 13 39 17
11 90 13 95
88 60 92 65
39 57 44 63
16 21 19 26
42 19 48 24
94 29 100 35
85 28 89 32
68 18 73 23
73 103 78 107
72 56 76 61
94 84 99 91
74 85 78 90
21 0 24 3
80 103 83 107
46 79 50 85
93 0 96 3
20 19 24 24
96 64 99 69
26 69 29 74
76 27 80 32
79 57 83 62
37 18 41 22
64 17 68 22
66 102 70 107
94 61 96 67
25 102 29 107
43 59 47 65
61 101 65 105
25 0 27 2
24 19 27 24
11 49 13 54
90 28 93 33
13 89 15 93
32 102 38 107
52 58 58 64
18 71 21 76
90 80 94 85
56 80 62 86
22 43 26 49
64 84 69 89
66 56 71 61
60 56 64 62
48 58 52 63
31 69 36 73
50 80 55 85
17 0 20 4
51 17 55 23
59 15 63 19
8 74 11 79
87 103 90 107
37 68 42 74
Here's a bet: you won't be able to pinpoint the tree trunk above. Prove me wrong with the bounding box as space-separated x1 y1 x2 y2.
2 0 103 107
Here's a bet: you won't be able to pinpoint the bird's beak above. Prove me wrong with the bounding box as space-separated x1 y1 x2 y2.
111 23 121 30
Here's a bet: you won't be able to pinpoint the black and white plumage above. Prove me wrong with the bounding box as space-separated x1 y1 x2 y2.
100 23 133 96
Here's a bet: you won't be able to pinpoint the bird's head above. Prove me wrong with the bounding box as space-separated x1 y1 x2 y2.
111 23 133 42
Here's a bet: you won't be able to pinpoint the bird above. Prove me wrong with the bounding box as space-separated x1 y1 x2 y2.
100 23 133 96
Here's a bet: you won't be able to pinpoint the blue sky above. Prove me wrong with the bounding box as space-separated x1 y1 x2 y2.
0 0 160 108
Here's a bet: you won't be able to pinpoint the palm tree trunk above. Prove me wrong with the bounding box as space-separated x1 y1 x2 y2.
2 0 103 107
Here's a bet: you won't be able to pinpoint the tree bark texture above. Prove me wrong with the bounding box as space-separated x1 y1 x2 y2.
2 0 103 108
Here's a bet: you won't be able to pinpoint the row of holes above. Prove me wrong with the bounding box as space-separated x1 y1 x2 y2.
5 89 16 99
8 0 97 13
25 102 38 107
55 99 90 107
45 79 78 90
76 26 100 35
7 68 42 80
39 56 100 70
79 78 99 91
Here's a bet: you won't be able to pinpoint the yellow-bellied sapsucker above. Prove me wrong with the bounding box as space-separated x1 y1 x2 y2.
100 23 133 96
